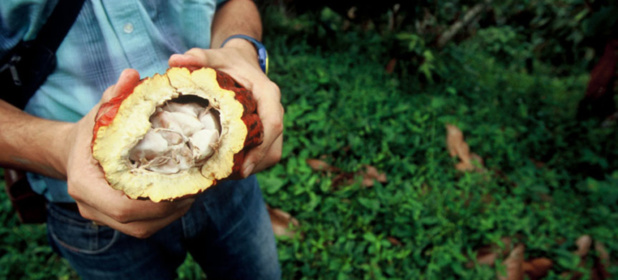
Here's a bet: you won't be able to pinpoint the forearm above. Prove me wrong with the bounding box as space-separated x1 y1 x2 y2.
211 0 262 51
0 100 72 179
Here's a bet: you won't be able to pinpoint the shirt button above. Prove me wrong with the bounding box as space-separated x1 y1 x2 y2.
123 23 134 34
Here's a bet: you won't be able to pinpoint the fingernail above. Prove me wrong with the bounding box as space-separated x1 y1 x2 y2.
243 163 255 177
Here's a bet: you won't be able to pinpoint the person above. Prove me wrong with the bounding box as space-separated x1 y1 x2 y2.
0 0 284 279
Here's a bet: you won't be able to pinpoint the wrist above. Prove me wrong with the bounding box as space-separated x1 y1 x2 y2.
220 35 268 74
54 121 76 177
221 38 259 59
32 120 74 179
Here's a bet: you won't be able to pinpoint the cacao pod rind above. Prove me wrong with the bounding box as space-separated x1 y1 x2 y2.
92 67 262 202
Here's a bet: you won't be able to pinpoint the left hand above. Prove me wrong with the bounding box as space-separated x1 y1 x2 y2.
168 42 283 177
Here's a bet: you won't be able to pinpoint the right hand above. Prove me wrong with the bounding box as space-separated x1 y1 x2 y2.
65 69 195 238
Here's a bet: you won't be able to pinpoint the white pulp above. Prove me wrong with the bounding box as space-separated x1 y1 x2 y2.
129 100 221 174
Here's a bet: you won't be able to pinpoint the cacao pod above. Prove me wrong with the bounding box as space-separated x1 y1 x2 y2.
91 67 263 202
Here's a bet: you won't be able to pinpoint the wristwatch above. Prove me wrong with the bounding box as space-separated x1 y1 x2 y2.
221 34 268 74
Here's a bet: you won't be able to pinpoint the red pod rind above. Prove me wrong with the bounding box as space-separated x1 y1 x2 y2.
214 70 264 178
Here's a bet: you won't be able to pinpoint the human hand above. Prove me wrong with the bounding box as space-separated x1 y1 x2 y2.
65 69 195 238
168 42 284 177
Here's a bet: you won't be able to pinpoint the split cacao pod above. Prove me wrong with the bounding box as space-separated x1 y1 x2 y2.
91 67 263 202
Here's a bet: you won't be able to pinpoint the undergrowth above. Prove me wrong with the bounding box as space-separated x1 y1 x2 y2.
257 6 618 280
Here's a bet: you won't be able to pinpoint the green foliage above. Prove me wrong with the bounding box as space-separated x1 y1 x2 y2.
258 5 618 279
0 168 78 279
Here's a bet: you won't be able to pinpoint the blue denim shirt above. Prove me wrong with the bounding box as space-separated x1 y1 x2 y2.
0 0 225 202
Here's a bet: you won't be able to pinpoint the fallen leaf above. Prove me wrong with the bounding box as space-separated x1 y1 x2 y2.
446 124 484 172
476 248 499 266
470 152 484 167
331 171 356 188
307 156 388 189
595 242 610 263
471 239 552 280
361 165 387 187
361 177 375 187
387 236 402 246
267 205 299 238
593 242 611 280
575 235 592 257
306 159 339 172
446 124 467 158
363 165 387 182
498 243 525 280
468 237 512 268
385 58 397 74
564 235 595 280
523 258 553 280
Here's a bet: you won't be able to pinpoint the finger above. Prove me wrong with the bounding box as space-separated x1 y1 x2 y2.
68 129 195 224
169 49 248 77
242 112 283 176
94 194 195 223
242 90 284 176
168 53 204 70
77 201 193 239
170 48 263 92
70 170 195 223
248 133 283 175
101 69 141 103
92 69 141 125
168 48 220 69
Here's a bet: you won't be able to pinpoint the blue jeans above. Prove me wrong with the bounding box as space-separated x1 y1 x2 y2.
46 176 281 280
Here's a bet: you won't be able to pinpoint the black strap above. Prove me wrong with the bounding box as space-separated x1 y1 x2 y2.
35 0 86 53
0 0 85 109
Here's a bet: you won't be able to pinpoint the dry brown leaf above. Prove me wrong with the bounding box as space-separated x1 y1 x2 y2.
501 237 513 252
523 258 553 280
387 236 402 246
307 155 388 189
361 165 388 187
498 243 525 280
595 242 610 263
331 171 356 189
470 152 484 167
565 235 595 280
575 235 592 257
306 159 338 172
476 249 499 266
361 177 375 187
593 242 611 280
330 165 388 188
364 165 387 182
468 237 513 268
446 124 467 158
266 205 299 238
446 124 484 172
385 58 397 74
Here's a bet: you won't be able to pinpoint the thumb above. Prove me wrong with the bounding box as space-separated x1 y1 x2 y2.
93 69 141 126
101 69 141 103
169 48 231 71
